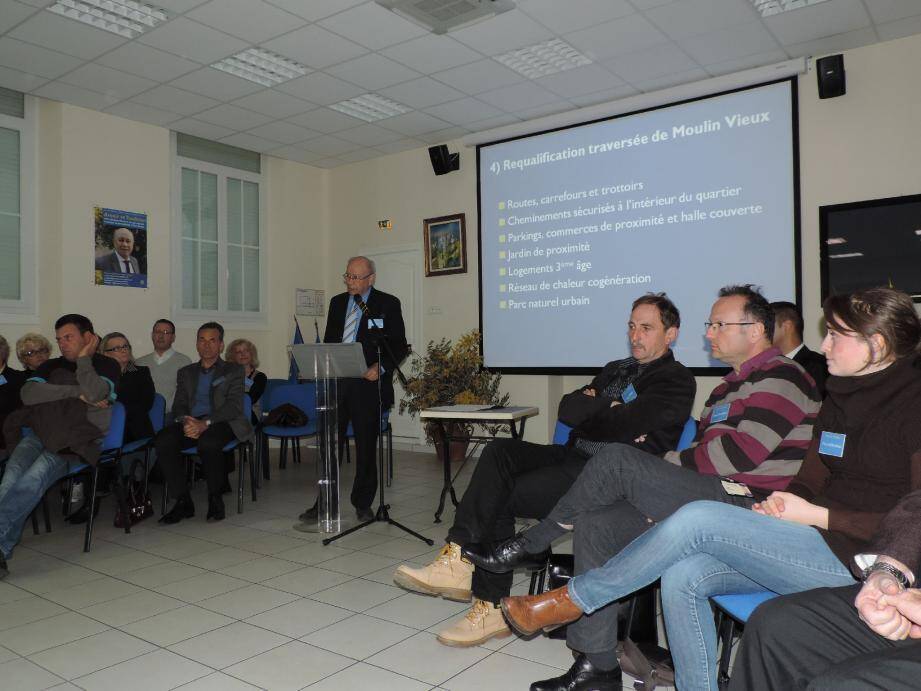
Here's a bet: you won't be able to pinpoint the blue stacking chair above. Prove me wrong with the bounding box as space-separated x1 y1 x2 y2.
260 382 317 476
552 420 572 445
120 393 167 492
341 409 394 485
711 590 779 689
255 378 287 481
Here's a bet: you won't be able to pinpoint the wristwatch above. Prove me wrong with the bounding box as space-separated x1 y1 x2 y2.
863 561 910 590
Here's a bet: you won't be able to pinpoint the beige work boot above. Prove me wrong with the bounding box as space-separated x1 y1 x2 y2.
436 598 512 647
393 542 473 601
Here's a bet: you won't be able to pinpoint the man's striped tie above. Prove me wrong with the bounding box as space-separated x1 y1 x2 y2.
342 302 360 342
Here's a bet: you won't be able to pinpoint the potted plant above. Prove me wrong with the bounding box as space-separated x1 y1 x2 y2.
399 330 510 461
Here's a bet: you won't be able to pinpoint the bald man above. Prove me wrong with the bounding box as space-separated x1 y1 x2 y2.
95 227 140 273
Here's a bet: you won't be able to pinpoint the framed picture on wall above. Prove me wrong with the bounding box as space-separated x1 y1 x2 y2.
423 213 467 277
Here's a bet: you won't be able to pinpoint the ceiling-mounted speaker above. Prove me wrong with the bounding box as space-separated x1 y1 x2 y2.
428 145 460 176
816 54 845 99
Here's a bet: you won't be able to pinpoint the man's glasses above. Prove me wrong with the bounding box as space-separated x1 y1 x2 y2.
342 272 373 281
22 348 49 357
704 321 755 331
104 344 131 353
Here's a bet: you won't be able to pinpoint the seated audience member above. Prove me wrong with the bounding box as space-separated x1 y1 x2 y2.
100 332 155 443
227 338 267 425
496 286 921 691
135 319 192 410
466 285 821 690
393 293 696 647
772 299 829 396
0 336 26 453
15 333 51 373
155 322 251 524
0 315 119 578
730 490 921 691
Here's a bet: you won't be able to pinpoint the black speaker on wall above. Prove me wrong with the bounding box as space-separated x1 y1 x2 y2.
428 145 460 175
816 54 846 99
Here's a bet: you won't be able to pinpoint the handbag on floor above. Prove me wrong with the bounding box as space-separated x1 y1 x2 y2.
114 460 154 528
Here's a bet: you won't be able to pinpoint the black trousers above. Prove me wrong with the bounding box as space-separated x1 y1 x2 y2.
155 421 236 499
446 438 589 604
730 584 921 691
338 378 382 510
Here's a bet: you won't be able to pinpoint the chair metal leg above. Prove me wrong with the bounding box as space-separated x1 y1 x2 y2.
280 438 287 469
249 444 257 503
30 508 40 535
716 612 736 690
84 467 100 552
237 445 245 514
41 494 51 532
261 432 271 481
293 438 301 464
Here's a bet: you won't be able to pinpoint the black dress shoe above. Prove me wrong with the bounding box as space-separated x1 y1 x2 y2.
356 506 375 522
530 654 621 691
462 532 550 573
207 494 225 522
299 501 318 522
159 494 195 524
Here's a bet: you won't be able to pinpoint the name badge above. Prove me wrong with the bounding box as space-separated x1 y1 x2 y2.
212 376 226 387
0 375 6 386
818 431 846 458
721 479 753 498
621 383 637 403
710 403 731 423
369 318 384 329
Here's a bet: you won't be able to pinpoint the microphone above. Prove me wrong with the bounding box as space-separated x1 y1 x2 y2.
353 292 370 317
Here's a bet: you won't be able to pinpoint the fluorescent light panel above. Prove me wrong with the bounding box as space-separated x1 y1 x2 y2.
211 49 308 87
749 0 833 18
829 252 864 259
825 237 846 245
47 0 168 39
495 39 592 79
329 94 410 122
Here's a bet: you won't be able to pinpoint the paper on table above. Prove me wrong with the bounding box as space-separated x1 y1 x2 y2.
427 404 502 412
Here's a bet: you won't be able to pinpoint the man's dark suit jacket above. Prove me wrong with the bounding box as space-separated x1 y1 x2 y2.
171 358 252 441
95 251 140 273
794 344 828 397
324 287 408 408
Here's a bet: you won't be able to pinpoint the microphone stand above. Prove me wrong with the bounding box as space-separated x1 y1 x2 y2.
323 300 433 547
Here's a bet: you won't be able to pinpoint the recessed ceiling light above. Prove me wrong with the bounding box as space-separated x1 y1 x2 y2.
376 0 516 35
829 252 864 259
494 39 592 79
47 0 168 39
329 94 410 123
211 49 308 87
825 237 846 245
749 0 833 18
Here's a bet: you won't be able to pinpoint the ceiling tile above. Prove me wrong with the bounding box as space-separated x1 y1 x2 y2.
266 145 326 164
379 110 452 136
265 0 365 22
336 148 383 163
634 67 709 92
784 27 878 59
535 64 625 98
326 54 421 90
96 43 201 83
59 63 157 101
14 0 57 6
286 107 365 133
170 117 234 139
232 90 316 118
317 2 428 50
866 0 921 23
300 135 362 156
246 120 317 144
195 103 274 129
379 77 465 110
10 10 126 60
679 21 781 64
380 34 482 74
605 43 698 84
0 0 40 33
518 0 635 34
374 138 423 154
476 82 561 113
169 67 264 101
417 126 470 144
185 0 306 43
138 17 248 64
568 84 640 107
703 49 790 76
275 72 364 105
630 0 676 8
131 84 219 115
152 0 210 11
0 65 47 92
33 80 115 109
262 25 368 70
465 113 522 132
564 13 669 61
517 101 576 120
219 132 281 152
431 59 524 95
334 123 406 146
877 13 921 41
104 101 183 126
423 96 504 126
0 37 82 79
310 157 345 168
763 0 871 46
644 0 758 41
450 9 555 56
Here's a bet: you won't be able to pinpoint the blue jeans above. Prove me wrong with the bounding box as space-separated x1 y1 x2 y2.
0 436 69 558
567 501 856 691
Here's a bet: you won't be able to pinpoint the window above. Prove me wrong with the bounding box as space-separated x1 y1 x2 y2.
173 133 264 324
0 87 36 320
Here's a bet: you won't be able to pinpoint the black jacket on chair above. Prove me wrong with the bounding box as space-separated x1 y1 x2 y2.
793 345 829 397
324 287 408 408
116 364 155 442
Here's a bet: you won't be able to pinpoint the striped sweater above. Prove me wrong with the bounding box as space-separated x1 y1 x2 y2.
664 347 821 492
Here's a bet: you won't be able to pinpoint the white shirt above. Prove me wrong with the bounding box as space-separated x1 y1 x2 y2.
784 343 805 360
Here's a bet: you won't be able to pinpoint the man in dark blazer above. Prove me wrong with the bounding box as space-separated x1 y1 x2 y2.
95 227 141 273
772 300 828 396
156 322 252 524
306 256 407 522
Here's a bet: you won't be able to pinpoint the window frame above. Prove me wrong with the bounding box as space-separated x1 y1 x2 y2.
170 132 268 328
0 95 37 322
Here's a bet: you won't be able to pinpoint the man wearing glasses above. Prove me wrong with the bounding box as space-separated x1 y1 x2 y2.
300 256 407 523
136 319 192 409
464 285 822 691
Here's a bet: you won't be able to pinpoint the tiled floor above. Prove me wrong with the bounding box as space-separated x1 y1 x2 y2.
1 447 659 690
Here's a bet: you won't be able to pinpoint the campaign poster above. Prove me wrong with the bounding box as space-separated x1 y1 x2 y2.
93 206 148 288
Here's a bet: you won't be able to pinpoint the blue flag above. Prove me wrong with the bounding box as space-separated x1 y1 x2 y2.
289 318 304 382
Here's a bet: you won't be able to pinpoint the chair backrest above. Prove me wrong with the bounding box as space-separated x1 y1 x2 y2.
712 591 778 622
242 394 252 424
552 420 573 445
268 382 316 418
149 393 167 434
261 378 288 415
101 402 127 453
676 417 697 452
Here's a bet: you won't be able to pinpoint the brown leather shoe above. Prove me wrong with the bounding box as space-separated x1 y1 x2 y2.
500 585 583 636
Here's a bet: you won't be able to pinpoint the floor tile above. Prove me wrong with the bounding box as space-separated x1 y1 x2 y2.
120 605 235 647
0 581 33 605
42 576 143 609
309 579 405 612
0 596 67 631
197 583 300 619
0 657 65 690
180 546 262 570
7 564 105 595
167 621 290 669
301 613 417 660
364 631 491 686
244 598 354 638
361 537 442 560
119 561 207 588
27 629 155 680
0 611 109 656
153 572 250 603
85 550 169 576
79 589 186 626
442 650 567 690
260 565 354 596
499 634 577 670
224 640 352 690
317 551 402 577
307 661 430 690
74 648 213 691
273 541 353 566
364 592 470 629
0 644 17 663
174 671 262 690
216 555 304 583
233 534 307 555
